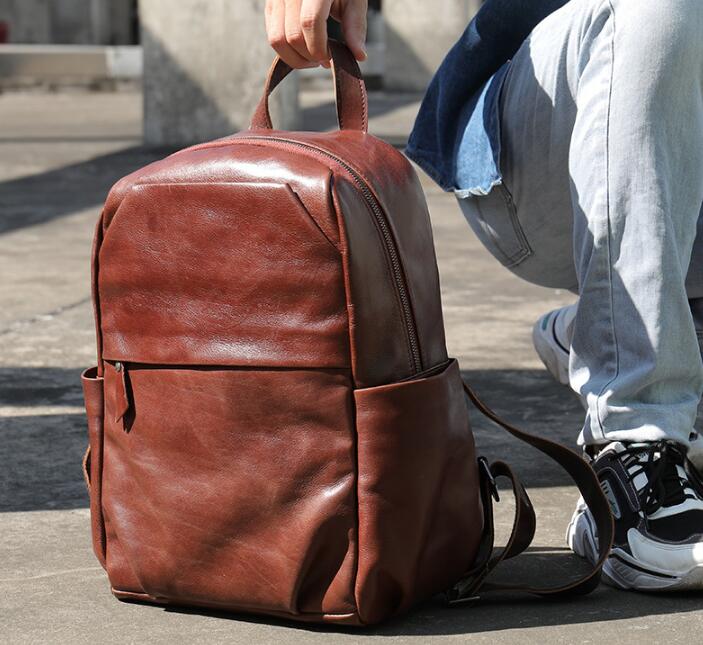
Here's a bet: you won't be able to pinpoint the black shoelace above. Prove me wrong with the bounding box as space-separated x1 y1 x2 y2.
619 441 703 516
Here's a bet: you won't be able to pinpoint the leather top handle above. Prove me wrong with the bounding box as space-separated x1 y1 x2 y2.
251 39 368 133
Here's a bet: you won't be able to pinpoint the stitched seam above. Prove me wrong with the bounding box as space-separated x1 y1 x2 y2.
286 183 340 251
358 77 368 132
369 234 414 373
501 185 534 259
330 181 363 620
352 393 363 622
106 180 341 252
595 2 619 438
111 587 359 618
503 248 532 268
333 177 414 373
181 138 381 198
600 464 639 511
335 67 345 130
93 212 106 378
473 185 533 267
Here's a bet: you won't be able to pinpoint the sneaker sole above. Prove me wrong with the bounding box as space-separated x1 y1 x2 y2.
532 314 570 386
566 500 703 591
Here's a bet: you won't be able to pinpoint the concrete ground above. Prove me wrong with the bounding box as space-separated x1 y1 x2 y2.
1 88 701 644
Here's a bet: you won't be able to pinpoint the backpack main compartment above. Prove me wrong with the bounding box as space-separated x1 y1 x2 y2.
81 128 484 625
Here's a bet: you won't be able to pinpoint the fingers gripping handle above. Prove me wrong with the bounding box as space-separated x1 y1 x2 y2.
251 39 368 133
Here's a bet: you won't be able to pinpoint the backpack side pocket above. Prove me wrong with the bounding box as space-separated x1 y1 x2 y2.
353 359 483 624
82 366 106 568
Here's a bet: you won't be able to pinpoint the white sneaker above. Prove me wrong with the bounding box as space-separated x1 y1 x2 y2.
532 304 577 386
567 440 703 591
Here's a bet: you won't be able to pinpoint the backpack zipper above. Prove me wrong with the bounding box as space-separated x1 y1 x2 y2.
236 135 422 374
113 361 131 425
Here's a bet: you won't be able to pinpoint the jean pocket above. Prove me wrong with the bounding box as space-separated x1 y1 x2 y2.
457 184 532 269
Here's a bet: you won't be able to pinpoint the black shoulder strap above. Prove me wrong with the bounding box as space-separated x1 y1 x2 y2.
446 380 615 604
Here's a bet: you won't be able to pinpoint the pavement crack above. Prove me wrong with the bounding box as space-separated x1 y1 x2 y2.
0 295 92 336
0 566 103 583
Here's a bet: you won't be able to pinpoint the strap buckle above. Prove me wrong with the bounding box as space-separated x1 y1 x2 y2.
445 593 481 607
478 456 500 502
443 576 483 607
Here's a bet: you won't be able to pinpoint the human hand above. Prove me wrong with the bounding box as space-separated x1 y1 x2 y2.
265 0 368 68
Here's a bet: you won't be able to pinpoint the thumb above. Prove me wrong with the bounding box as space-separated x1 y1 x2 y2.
340 0 368 61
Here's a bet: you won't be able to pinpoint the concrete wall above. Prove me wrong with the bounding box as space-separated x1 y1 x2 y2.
384 0 482 91
109 0 136 45
140 0 299 146
0 0 134 44
50 0 96 44
0 0 51 44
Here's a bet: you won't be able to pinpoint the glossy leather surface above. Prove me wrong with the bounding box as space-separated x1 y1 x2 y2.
102 362 358 615
99 180 347 367
354 360 482 624
83 44 482 625
251 40 368 133
226 129 449 380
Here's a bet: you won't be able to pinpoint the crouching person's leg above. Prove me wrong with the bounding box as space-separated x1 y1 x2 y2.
459 0 703 590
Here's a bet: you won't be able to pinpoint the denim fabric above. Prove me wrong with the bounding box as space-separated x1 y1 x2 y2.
453 62 510 197
405 0 569 191
457 0 703 451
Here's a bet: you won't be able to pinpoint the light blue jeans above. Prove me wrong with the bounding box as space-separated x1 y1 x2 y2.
458 0 703 452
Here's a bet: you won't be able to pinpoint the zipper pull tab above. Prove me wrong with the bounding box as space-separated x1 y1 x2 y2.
113 361 131 425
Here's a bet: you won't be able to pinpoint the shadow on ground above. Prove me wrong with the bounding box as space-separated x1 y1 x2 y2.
157 564 702 636
0 147 170 235
0 367 88 513
0 87 416 237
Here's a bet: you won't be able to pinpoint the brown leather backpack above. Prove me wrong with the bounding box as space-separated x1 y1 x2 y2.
81 41 613 626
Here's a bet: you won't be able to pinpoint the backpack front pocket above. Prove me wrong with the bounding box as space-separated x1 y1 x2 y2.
99 361 358 619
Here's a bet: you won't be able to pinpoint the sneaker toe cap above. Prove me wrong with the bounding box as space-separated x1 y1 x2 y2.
628 527 703 574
